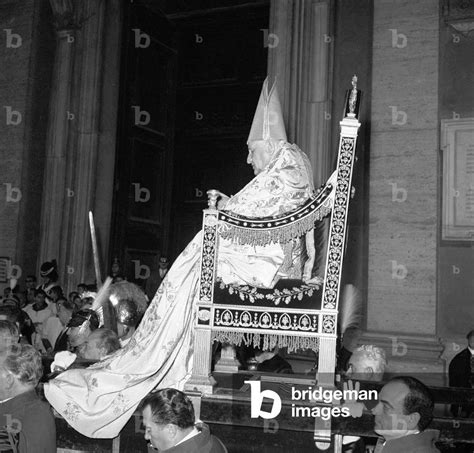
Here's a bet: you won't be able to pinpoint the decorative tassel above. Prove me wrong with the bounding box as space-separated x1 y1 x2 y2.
212 330 319 353
219 204 332 247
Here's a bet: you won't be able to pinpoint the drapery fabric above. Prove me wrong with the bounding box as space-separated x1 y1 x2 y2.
44 142 314 438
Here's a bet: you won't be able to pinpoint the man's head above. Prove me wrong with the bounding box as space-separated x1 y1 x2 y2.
372 376 434 440
80 328 121 360
139 388 196 451
0 320 20 348
26 288 35 304
345 345 387 382
77 283 88 295
467 330 474 349
25 275 37 290
50 286 63 302
111 258 121 275
72 294 83 310
67 309 100 353
158 257 169 270
247 139 279 175
0 305 22 327
0 344 43 400
2 295 20 309
34 289 47 307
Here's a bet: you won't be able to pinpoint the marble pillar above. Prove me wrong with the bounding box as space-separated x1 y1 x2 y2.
38 0 76 275
268 0 333 187
366 0 443 382
38 0 121 292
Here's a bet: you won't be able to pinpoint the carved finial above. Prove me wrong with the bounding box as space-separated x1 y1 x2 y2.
207 190 219 210
347 74 358 118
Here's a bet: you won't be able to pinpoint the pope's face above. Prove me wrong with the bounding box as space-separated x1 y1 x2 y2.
247 140 271 175
372 381 417 440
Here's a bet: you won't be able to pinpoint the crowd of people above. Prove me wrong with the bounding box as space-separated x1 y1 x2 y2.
0 264 229 452
0 296 454 453
0 260 127 355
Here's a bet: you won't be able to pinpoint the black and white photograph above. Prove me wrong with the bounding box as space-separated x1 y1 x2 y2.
0 0 473 451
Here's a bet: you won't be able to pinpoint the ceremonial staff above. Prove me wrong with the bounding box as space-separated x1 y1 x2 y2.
88 211 102 287
88 211 116 331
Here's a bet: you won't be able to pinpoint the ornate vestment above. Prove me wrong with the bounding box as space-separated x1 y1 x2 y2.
44 142 314 438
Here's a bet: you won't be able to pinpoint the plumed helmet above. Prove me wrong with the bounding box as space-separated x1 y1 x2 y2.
115 299 141 327
67 308 100 331
108 281 148 327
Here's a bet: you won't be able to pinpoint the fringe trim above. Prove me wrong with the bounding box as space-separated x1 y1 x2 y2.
219 205 331 246
211 330 319 353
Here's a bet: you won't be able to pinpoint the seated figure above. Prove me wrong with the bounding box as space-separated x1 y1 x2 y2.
45 78 319 438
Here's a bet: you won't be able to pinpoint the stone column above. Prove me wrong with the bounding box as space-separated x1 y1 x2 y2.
38 0 76 272
38 0 121 292
268 0 333 186
365 0 443 382
63 0 107 290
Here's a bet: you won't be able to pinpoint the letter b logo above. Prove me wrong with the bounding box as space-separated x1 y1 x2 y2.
245 381 282 419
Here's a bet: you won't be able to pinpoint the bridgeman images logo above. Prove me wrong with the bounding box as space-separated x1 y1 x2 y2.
245 380 378 420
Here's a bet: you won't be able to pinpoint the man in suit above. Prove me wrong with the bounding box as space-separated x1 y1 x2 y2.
371 376 440 453
139 388 227 453
0 344 56 452
448 329 474 417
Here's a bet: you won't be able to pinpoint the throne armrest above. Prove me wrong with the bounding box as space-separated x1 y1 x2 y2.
206 180 335 247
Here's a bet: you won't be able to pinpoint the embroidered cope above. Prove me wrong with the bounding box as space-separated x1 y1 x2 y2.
44 142 315 438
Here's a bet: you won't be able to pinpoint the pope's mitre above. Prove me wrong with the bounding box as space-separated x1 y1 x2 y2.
247 77 287 143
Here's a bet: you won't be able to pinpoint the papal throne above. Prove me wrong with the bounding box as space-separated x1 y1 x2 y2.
185 78 362 400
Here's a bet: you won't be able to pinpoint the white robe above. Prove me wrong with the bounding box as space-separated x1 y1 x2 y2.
44 142 314 438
